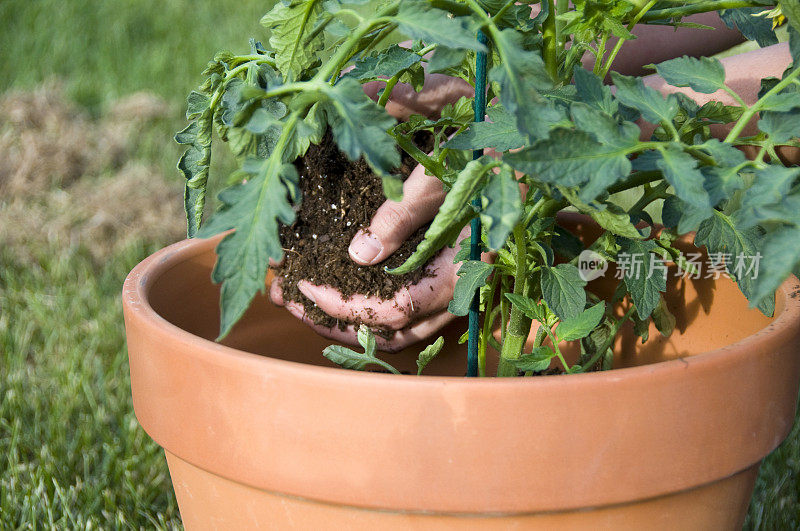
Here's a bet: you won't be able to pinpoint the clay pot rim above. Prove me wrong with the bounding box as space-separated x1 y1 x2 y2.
124 234 800 386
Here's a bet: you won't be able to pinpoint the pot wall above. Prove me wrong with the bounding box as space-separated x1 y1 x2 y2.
123 235 800 528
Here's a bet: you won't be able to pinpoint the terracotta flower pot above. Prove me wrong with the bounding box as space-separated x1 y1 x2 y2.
123 233 800 529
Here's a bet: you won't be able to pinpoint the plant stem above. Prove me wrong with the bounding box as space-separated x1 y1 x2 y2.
497 224 532 376
479 272 500 377
575 306 636 372
593 32 609 75
640 0 771 22
377 75 400 107
599 0 656 78
725 65 800 142
542 0 559 82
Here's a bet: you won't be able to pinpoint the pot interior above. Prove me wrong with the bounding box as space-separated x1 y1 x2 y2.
145 237 782 377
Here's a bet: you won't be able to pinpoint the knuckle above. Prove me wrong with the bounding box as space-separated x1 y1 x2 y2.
376 203 414 235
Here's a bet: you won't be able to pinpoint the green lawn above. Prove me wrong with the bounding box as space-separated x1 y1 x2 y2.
0 1 797 528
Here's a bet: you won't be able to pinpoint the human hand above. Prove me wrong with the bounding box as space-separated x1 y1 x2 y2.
269 73 473 352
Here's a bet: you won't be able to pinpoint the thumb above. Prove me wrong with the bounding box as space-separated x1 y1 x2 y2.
349 164 446 265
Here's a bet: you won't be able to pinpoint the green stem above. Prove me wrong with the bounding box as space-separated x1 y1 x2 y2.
575 306 636 372
544 325 571 373
497 225 532 376
593 32 609 75
599 0 657 78
377 75 400 107
725 66 800 142
640 0 771 22
542 0 558 82
479 273 500 377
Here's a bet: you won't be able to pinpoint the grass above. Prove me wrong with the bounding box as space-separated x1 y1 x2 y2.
0 0 797 528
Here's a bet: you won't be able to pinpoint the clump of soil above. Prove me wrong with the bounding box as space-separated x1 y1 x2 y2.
277 131 435 332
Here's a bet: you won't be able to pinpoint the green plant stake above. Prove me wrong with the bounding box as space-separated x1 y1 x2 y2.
468 31 488 378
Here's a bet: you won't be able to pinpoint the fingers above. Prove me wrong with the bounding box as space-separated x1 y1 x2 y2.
349 164 446 265
284 300 456 354
363 74 473 120
297 248 458 330
269 276 284 306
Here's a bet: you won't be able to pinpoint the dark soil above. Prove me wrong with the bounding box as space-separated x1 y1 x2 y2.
276 131 435 333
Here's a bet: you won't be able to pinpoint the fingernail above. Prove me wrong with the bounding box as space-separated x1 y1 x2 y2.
349 231 383 264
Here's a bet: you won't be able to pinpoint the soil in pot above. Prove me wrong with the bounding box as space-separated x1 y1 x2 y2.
276 131 435 334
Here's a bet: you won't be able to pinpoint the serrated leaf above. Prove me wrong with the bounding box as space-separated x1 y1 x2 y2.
695 210 774 316
736 166 800 228
573 66 617 115
656 144 711 209
428 46 468 74
196 155 298 339
448 260 493 316
260 0 324 81
540 263 587 320
186 91 210 119
446 106 526 152
490 29 560 139
392 1 486 50
505 129 633 202
505 293 547 323
654 56 726 94
558 188 643 239
618 238 666 319
176 109 213 237
323 326 400 374
760 109 800 143
416 336 445 375
348 44 422 82
320 78 399 175
511 347 556 372
652 295 676 337
556 302 605 341
752 225 800 304
357 324 377 357
480 166 521 250
389 158 493 274
759 92 800 113
720 7 778 47
611 73 679 125
662 196 712 234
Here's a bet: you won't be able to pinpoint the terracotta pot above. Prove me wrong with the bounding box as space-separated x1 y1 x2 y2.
123 233 800 529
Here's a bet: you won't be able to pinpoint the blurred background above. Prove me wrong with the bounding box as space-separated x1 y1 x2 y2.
0 1 796 528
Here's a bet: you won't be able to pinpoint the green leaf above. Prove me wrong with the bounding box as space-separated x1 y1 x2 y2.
652 295 676 337
428 46 468 74
736 166 800 228
655 144 711 209
511 347 556 372
752 225 800 304
759 92 800 113
176 109 213 237
558 188 643 240
260 0 324 81
611 73 679 125
505 293 547 323
556 302 605 341
505 129 633 202
416 336 445 375
320 78 399 175
618 238 667 319
573 66 617 115
323 326 401 374
186 91 210 119
392 1 487 51
381 175 404 202
662 196 713 234
388 158 493 274
448 260 494 316
480 167 521 250
196 155 299 339
540 263 587 320
489 29 561 139
720 7 778 47
783 1 800 36
759 109 800 144
654 56 726 94
694 210 774 316
446 106 526 152
348 44 422 82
